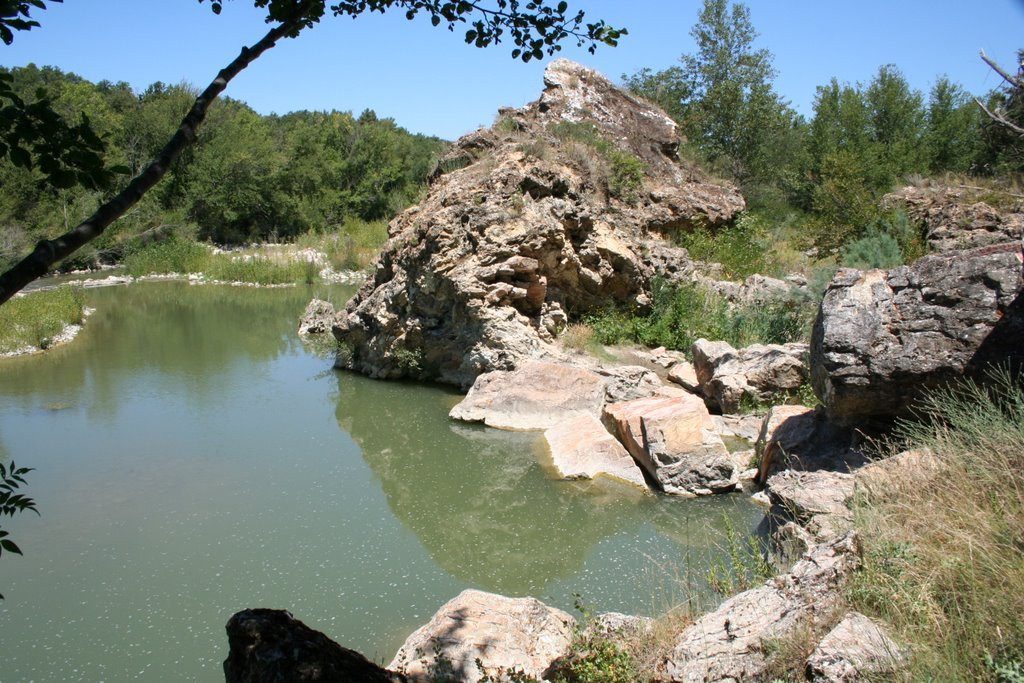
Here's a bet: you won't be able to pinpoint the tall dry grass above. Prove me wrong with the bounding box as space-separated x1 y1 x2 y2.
848 367 1024 680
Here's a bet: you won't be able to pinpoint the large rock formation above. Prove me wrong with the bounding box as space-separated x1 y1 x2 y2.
811 241 1024 421
882 184 1024 252
224 609 406 683
334 59 744 388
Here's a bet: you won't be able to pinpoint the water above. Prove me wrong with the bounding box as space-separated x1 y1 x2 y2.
0 281 762 681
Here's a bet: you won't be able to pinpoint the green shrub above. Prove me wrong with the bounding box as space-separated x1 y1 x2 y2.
675 212 770 279
840 210 925 269
549 121 646 202
585 281 815 356
0 286 85 352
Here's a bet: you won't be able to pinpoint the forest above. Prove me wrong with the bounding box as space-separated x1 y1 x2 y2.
0 63 446 273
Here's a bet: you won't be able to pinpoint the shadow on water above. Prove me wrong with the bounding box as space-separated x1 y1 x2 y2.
332 368 764 598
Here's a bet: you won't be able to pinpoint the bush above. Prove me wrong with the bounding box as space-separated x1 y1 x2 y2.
675 212 770 279
586 280 815 355
848 367 1024 679
840 210 925 269
0 286 85 352
549 121 646 202
122 237 211 276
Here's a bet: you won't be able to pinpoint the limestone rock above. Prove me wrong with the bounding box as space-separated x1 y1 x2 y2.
585 612 654 640
449 361 605 430
593 364 665 403
692 338 809 413
882 184 1024 252
223 608 405 683
810 242 1024 421
334 59 743 388
806 612 907 682
603 392 735 495
711 413 763 442
662 533 861 682
298 299 336 335
389 589 575 682
544 414 648 488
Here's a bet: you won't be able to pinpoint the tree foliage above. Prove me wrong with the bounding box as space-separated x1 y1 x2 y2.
0 0 625 304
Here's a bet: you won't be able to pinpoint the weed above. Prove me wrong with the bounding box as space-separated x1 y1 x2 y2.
706 515 774 598
549 121 646 202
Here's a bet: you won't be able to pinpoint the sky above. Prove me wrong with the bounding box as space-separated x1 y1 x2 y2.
1 0 1022 141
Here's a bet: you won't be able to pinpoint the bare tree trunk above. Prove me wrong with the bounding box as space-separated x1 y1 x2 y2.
0 19 299 305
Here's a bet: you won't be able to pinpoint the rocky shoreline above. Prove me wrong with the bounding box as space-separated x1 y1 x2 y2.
237 60 1023 681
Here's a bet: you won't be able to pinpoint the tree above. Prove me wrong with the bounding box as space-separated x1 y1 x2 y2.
924 76 981 174
0 0 626 304
976 49 1023 173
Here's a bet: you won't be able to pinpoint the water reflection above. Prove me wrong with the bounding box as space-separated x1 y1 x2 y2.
333 370 761 597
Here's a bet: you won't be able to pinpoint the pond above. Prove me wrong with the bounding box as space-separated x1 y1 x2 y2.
0 281 762 681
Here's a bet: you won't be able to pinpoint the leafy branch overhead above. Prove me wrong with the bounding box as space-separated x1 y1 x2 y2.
0 461 37 598
0 0 625 305
204 0 626 60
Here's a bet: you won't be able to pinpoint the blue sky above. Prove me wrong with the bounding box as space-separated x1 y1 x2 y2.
2 1 1022 140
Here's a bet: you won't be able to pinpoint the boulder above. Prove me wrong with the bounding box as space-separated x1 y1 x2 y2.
811 241 1024 422
449 361 605 430
223 609 405 683
298 299 336 335
334 59 743 389
389 589 575 682
806 612 907 682
765 470 855 542
666 360 699 392
692 338 809 413
662 533 861 682
544 414 648 488
603 392 736 495
755 405 866 483
592 364 665 403
854 449 941 500
882 184 1024 252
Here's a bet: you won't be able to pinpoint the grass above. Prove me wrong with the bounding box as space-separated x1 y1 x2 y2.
0 286 85 353
847 367 1024 680
122 237 320 284
550 121 646 202
584 280 816 357
295 217 389 271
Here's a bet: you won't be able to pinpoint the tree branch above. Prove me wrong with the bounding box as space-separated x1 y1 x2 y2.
975 97 1024 136
980 49 1023 89
0 17 300 305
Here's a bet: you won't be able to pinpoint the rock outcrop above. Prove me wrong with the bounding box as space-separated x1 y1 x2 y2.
297 299 336 335
389 589 575 682
882 184 1024 252
223 609 406 683
811 241 1024 421
334 59 743 388
805 611 906 682
692 338 809 413
661 533 860 682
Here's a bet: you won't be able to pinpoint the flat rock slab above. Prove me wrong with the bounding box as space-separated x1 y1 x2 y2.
450 361 605 430
389 589 575 682
544 414 648 488
603 392 735 495
806 611 906 682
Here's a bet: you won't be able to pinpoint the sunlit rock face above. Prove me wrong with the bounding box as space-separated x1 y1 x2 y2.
334 59 744 389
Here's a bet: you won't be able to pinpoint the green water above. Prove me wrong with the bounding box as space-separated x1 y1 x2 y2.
0 281 762 681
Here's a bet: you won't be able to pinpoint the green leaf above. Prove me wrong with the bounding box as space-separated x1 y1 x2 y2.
1 539 21 555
